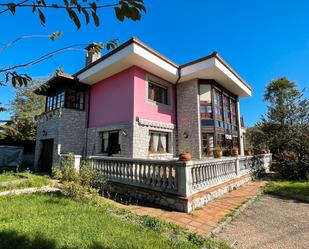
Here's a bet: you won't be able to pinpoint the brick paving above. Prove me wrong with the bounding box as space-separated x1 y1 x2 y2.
107 181 266 236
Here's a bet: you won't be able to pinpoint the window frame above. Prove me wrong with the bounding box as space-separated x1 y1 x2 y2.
101 130 121 155
148 131 169 154
146 74 171 107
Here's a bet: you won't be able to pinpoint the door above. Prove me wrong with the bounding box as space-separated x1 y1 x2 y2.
108 132 120 156
39 139 54 173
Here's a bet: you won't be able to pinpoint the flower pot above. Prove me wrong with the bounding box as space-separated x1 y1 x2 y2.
253 149 260 155
179 152 192 161
245 149 252 156
213 148 223 158
231 148 239 157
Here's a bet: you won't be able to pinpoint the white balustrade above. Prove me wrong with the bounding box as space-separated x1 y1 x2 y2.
86 154 272 197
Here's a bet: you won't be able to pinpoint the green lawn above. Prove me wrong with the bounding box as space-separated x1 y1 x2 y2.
0 172 24 182
0 193 230 249
0 172 51 192
264 181 309 201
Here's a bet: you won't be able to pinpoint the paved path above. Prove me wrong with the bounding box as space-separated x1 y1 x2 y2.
217 195 309 249
108 181 266 235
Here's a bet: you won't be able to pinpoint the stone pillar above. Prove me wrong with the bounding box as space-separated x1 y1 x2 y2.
236 98 245 156
176 161 193 197
60 154 82 172
177 80 202 159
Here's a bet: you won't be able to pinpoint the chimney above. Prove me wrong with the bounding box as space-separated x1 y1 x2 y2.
85 43 101 66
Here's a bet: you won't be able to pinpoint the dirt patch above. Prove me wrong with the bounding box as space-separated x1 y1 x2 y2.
217 195 309 249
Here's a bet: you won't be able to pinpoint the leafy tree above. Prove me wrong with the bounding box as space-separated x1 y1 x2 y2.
4 81 45 140
257 77 309 179
245 126 268 151
0 0 146 86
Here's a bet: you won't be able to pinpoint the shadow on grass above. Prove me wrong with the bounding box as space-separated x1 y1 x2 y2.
0 230 57 249
0 230 130 249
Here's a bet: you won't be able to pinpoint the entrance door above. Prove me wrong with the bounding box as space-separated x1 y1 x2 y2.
39 139 54 173
108 132 120 155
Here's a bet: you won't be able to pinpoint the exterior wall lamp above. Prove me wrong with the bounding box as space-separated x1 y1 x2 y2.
183 131 189 139
42 130 47 136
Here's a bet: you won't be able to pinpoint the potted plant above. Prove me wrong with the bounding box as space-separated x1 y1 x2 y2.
245 149 252 156
213 147 223 158
231 147 239 157
179 152 192 161
253 148 260 155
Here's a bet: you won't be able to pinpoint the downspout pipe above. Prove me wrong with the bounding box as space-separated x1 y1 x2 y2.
84 83 91 158
174 67 181 156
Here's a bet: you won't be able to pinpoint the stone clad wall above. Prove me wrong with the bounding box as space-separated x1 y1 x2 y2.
58 109 86 155
177 79 202 159
132 118 176 159
86 123 134 157
34 110 61 169
34 108 86 169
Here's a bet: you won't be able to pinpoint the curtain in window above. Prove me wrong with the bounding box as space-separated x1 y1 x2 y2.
149 132 168 153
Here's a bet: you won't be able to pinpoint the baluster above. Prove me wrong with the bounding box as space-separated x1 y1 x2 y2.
156 164 162 187
151 164 156 187
142 163 146 184
167 165 173 189
147 164 152 185
134 162 138 182
210 163 216 184
162 164 167 188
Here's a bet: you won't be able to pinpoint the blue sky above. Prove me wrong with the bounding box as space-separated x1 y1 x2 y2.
0 0 308 126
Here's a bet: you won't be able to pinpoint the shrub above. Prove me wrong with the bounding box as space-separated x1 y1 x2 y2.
61 153 79 183
51 165 63 180
53 154 106 203
80 160 106 191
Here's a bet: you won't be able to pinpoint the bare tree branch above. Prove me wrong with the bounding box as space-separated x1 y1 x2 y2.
0 1 119 11
0 32 62 53
0 44 87 73
0 0 29 14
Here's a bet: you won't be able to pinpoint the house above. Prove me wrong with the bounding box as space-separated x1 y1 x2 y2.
34 37 251 172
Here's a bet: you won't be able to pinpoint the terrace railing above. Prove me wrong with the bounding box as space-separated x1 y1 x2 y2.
86 154 272 197
88 156 179 194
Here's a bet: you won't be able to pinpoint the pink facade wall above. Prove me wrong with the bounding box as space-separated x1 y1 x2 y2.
133 67 176 124
88 66 176 128
88 67 135 128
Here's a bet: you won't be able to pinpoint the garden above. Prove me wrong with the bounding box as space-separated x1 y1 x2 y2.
0 157 231 249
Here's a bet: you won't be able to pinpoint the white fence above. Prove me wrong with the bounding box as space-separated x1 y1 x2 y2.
87 154 272 197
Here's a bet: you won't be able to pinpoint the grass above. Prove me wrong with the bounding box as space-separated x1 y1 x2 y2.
0 172 24 182
0 172 51 192
0 193 231 249
264 181 309 201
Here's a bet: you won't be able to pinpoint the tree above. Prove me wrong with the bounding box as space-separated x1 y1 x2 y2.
257 77 309 179
0 0 146 86
3 80 45 140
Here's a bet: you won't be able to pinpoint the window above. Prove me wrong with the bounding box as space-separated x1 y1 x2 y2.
216 133 225 148
101 131 121 155
202 133 214 156
57 92 65 108
230 99 237 125
223 94 231 123
148 81 168 105
213 89 223 120
66 89 84 110
46 91 65 111
232 136 239 148
148 131 169 153
200 101 212 119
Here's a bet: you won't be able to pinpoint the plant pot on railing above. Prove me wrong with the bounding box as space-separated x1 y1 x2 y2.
213 147 223 158
231 147 239 157
245 149 252 156
179 152 192 161
253 148 260 155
